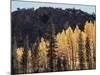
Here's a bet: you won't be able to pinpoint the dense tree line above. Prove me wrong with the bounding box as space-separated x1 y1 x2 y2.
11 7 96 74
11 21 96 74
11 7 95 47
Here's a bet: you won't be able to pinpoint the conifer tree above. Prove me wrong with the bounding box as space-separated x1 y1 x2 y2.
46 22 58 72
32 30 41 72
22 35 29 73
12 36 17 74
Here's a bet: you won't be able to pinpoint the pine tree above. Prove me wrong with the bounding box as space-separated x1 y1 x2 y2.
32 41 39 72
32 30 42 72
22 35 29 73
46 23 58 72
12 36 17 74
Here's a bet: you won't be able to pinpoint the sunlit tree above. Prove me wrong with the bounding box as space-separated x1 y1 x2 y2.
27 50 33 73
84 21 95 69
81 31 88 69
16 47 24 73
72 25 80 70
56 30 67 70
38 37 48 72
14 20 96 73
65 26 74 70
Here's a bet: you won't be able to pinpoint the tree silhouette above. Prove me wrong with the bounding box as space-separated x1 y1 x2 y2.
46 22 58 72
11 36 17 74
22 35 29 73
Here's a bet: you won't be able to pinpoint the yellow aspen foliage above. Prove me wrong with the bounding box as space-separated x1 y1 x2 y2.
84 21 94 39
16 47 24 72
81 31 88 69
56 30 67 50
56 30 69 68
16 47 24 62
72 26 81 70
27 50 33 73
38 37 48 69
84 21 96 69
93 21 96 68
89 39 95 68
74 25 81 40
65 26 73 39
15 20 96 72
65 26 74 70
93 21 96 46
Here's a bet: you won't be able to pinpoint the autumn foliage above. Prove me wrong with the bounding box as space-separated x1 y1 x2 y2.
13 21 96 74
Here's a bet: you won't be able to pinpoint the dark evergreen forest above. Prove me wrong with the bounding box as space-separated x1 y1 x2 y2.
12 7 95 47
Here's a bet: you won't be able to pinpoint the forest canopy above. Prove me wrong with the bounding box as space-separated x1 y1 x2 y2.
11 7 96 74
11 7 95 47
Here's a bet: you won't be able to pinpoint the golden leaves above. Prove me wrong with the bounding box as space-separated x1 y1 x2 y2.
84 21 94 40
38 37 48 66
16 47 24 62
15 20 96 71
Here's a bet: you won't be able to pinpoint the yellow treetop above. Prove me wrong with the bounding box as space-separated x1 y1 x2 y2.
16 47 24 62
